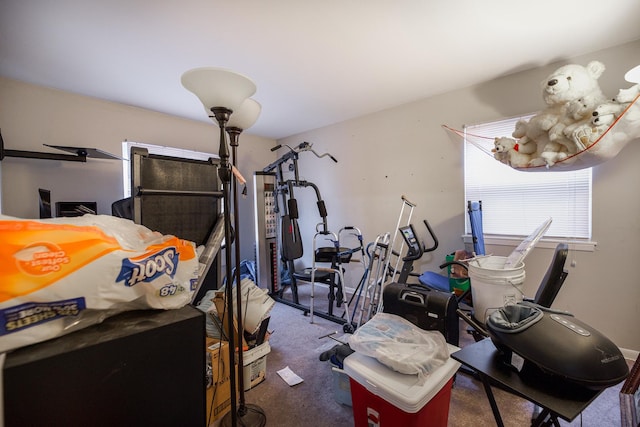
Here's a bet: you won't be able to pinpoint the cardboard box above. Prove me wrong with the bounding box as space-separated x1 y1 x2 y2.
241 341 271 391
205 338 237 426
212 294 248 349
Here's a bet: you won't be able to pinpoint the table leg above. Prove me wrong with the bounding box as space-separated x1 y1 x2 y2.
531 406 562 427
479 373 505 427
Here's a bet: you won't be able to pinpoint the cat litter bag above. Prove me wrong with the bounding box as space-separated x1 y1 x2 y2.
349 312 449 382
0 214 200 353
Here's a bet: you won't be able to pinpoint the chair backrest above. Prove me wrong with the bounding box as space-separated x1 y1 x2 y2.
467 201 485 256
533 243 569 308
112 197 133 219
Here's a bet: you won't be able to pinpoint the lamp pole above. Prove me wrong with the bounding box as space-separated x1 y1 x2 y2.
208 106 240 427
224 125 267 426
182 69 264 427
227 126 246 414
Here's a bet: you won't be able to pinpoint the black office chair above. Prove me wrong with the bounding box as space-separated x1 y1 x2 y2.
111 197 133 219
459 242 570 340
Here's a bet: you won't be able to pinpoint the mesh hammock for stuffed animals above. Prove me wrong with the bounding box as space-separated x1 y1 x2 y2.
443 92 640 172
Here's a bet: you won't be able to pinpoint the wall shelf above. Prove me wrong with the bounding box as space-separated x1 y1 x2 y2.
0 129 121 162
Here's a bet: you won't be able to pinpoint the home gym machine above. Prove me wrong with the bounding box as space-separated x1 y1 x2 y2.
254 141 360 330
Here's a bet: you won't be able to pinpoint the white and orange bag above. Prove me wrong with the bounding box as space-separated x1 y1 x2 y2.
0 214 200 353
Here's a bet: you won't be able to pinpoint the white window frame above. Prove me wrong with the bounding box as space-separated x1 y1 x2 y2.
463 116 596 252
121 141 219 197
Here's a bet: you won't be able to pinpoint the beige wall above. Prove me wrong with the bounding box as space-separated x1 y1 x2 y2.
1 39 639 352
0 77 276 262
278 39 640 353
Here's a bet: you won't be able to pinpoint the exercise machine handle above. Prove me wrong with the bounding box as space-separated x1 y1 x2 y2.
439 260 468 271
422 219 439 253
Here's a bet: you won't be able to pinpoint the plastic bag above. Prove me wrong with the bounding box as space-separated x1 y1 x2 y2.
210 277 275 335
348 312 449 381
0 214 199 353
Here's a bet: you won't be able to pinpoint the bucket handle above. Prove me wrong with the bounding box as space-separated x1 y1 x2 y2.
507 279 526 298
478 277 526 297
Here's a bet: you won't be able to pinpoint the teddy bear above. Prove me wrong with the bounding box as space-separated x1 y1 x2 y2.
571 99 631 148
615 84 640 103
492 137 535 168
512 61 608 166
592 101 630 125
557 96 602 150
510 119 539 155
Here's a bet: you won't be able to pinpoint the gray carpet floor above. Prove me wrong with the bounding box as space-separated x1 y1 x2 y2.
242 288 630 426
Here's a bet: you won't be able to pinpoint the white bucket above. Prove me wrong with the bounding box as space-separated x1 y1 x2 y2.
468 256 526 324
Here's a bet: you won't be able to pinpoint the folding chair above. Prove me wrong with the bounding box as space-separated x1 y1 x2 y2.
467 201 485 257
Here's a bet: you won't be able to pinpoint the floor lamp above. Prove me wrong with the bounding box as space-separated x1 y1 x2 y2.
624 64 640 84
225 98 264 426
181 68 266 427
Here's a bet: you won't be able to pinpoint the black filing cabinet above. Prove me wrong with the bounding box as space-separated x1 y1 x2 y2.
3 305 205 427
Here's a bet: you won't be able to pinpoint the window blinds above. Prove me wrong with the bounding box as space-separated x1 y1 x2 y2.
464 117 592 240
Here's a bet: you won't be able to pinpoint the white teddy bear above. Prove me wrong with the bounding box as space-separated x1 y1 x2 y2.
559 97 602 150
615 84 640 103
513 61 608 167
592 102 629 126
510 120 538 155
492 137 536 168
571 99 631 148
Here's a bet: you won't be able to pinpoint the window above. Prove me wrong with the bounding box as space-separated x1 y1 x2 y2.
121 141 218 197
464 116 593 247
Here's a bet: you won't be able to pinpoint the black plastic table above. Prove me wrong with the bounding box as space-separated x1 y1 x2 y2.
451 338 603 427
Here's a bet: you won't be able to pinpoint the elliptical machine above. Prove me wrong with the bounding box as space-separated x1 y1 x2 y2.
380 221 461 346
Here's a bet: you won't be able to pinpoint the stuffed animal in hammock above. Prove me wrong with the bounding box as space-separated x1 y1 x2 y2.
512 61 608 166
492 137 537 168
571 94 636 148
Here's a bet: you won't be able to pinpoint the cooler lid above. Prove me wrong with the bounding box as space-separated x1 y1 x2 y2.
343 344 460 413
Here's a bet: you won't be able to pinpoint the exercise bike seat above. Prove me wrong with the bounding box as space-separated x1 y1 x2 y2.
315 247 353 264
418 271 451 292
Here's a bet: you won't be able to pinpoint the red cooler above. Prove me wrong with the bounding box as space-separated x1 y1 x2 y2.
343 345 460 427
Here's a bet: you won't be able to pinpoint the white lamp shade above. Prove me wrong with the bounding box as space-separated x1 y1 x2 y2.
624 65 640 83
181 67 256 113
228 98 262 130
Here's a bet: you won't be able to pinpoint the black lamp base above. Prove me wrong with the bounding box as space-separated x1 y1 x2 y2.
221 403 266 427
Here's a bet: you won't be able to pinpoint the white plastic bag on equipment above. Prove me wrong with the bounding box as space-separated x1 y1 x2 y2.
348 312 449 381
207 278 275 336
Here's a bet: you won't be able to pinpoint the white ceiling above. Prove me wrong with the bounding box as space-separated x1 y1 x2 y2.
2 1 640 140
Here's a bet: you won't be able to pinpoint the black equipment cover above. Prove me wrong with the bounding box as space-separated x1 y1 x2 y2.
486 303 629 390
281 215 303 261
382 282 459 346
